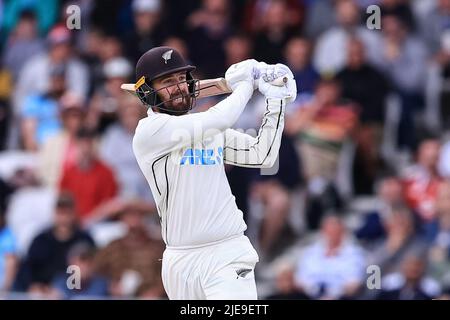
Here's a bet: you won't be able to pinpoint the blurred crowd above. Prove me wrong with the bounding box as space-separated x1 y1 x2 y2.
0 0 450 300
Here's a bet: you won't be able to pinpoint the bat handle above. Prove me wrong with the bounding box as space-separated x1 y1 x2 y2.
270 76 288 87
252 68 288 87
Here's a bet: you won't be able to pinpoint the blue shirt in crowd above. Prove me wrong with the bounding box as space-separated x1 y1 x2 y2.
21 94 61 146
0 227 17 288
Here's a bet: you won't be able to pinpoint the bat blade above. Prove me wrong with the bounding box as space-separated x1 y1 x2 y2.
196 78 231 98
120 83 136 93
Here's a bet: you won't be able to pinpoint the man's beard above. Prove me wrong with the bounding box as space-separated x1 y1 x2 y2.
159 91 193 115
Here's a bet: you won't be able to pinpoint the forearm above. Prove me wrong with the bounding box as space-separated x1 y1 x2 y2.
2 255 18 292
21 119 38 152
224 97 285 168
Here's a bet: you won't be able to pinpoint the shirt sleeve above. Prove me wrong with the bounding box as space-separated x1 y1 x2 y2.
223 97 285 168
132 82 254 158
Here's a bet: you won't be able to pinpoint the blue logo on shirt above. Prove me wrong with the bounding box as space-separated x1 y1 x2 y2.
180 147 223 165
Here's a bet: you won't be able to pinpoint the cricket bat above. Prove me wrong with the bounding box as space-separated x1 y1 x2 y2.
120 76 288 99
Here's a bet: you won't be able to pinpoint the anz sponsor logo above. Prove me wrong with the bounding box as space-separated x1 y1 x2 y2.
180 147 223 165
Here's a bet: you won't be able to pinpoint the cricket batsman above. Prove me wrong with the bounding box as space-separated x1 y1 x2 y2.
131 46 297 299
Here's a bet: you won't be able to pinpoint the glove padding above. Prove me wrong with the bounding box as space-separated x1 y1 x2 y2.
257 63 297 103
225 59 258 91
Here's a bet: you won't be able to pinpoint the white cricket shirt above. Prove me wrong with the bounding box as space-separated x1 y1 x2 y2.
132 82 286 248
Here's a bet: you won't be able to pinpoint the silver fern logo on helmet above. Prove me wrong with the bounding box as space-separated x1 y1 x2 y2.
162 50 173 64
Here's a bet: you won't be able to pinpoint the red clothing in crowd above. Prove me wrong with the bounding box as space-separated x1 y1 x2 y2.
59 159 118 220
402 165 442 222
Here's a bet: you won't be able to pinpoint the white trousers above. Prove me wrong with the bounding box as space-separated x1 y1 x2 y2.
161 235 259 300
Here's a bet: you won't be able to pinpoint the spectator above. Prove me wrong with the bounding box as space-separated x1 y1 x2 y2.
0 208 18 292
123 0 166 63
439 136 450 178
0 78 10 151
313 0 381 76
0 177 14 215
80 31 124 98
371 14 428 149
99 94 150 200
97 34 124 65
4 167 55 257
286 79 358 229
223 33 260 129
14 24 89 116
20 63 66 151
376 251 441 300
402 137 443 223
293 215 366 299
87 57 133 133
336 38 390 194
418 0 450 54
14 192 95 293
379 0 416 32
367 205 425 276
266 262 309 299
336 37 389 130
251 134 301 259
162 0 202 37
286 79 357 181
303 0 337 39
252 0 296 64
425 29 450 132
94 200 165 299
186 0 232 78
59 127 118 223
1 0 59 37
284 37 320 96
224 34 253 67
2 10 44 82
56 1 94 52
427 180 450 282
38 92 86 188
51 243 108 299
355 176 405 244
242 0 304 35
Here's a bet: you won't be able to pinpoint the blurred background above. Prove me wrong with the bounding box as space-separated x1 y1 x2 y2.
0 0 450 300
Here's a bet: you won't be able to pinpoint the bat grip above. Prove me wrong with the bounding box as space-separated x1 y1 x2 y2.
252 68 288 87
270 76 288 87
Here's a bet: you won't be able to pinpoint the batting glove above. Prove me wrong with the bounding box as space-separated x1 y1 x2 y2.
257 63 297 103
225 59 259 91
